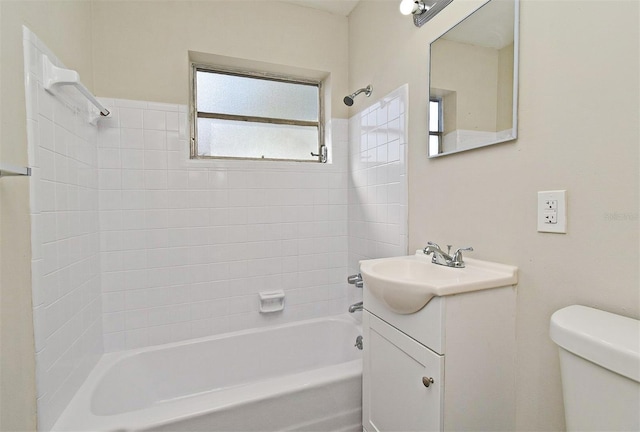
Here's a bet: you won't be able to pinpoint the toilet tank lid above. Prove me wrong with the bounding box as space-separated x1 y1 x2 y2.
550 305 640 383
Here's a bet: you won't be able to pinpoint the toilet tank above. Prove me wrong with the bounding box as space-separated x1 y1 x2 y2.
550 305 640 432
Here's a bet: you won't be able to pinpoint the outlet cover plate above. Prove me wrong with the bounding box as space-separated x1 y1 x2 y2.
538 190 567 233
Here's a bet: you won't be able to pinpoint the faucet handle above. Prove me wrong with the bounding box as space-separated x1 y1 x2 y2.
452 246 474 267
347 273 364 288
347 273 362 284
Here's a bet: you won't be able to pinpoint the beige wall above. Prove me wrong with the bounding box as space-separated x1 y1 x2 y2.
349 0 639 430
0 1 94 430
90 0 350 119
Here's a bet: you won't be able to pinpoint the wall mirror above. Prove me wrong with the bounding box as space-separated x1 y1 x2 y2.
428 0 519 157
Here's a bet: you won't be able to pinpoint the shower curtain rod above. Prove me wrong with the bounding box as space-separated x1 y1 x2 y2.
42 55 110 117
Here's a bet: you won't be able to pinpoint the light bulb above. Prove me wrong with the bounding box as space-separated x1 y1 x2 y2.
399 0 418 15
400 0 431 16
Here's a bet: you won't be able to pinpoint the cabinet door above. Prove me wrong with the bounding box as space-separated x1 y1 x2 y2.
363 312 443 432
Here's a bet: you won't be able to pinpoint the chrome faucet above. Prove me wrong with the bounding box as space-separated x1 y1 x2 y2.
423 242 473 268
348 301 363 313
423 242 453 266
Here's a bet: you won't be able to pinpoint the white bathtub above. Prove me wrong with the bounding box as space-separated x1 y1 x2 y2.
52 315 362 432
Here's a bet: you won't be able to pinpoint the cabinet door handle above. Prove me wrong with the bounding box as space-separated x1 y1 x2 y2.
422 376 434 387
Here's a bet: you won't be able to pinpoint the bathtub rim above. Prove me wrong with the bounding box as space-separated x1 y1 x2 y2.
52 313 363 432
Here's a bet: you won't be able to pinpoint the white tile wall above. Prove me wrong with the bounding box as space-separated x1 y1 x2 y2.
347 85 409 305
96 98 350 351
23 27 103 431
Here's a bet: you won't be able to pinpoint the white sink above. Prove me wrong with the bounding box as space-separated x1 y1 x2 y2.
359 251 518 314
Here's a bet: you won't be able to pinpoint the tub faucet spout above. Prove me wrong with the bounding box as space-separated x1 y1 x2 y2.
348 301 363 313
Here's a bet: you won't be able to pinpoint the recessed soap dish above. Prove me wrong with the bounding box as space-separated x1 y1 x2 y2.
259 290 285 313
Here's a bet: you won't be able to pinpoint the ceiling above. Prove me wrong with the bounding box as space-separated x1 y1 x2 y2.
279 0 361 16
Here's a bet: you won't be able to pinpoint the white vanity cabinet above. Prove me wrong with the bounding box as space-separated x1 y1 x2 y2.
362 284 517 432
363 312 443 431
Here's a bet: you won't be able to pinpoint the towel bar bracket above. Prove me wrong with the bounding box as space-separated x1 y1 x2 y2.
42 55 110 117
0 163 31 178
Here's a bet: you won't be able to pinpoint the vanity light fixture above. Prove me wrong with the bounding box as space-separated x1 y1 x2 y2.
399 0 430 16
399 0 453 27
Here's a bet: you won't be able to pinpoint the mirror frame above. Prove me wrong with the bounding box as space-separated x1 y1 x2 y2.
428 0 520 158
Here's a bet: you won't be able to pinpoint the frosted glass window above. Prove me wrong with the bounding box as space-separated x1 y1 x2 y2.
429 136 440 156
429 100 440 131
197 72 318 122
197 118 318 160
192 66 323 162
429 99 442 155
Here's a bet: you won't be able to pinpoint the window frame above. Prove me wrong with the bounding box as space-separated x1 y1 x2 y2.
190 64 325 162
429 97 443 155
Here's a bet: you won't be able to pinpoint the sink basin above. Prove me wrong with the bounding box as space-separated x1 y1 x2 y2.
359 251 518 314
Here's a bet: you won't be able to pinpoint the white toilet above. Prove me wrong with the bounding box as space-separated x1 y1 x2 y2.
550 305 640 431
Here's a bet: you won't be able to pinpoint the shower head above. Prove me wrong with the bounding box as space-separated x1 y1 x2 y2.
343 85 373 106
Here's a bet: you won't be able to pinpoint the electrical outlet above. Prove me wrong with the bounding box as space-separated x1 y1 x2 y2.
543 211 557 224
538 190 567 233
